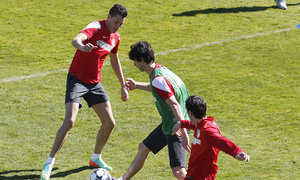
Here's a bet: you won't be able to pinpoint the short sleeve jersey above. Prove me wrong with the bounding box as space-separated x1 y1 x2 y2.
150 63 190 135
69 20 120 84
181 117 243 180
151 64 175 100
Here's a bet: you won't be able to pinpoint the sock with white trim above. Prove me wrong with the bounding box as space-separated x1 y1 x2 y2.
92 153 101 161
46 156 55 165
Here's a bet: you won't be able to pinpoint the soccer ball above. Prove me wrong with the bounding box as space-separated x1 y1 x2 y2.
90 168 112 180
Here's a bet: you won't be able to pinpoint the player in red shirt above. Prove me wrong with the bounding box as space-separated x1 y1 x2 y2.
173 95 250 180
41 4 128 180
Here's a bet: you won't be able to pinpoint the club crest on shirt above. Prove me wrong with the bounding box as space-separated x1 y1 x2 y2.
96 40 113 51
70 92 76 99
192 137 201 145
192 130 201 145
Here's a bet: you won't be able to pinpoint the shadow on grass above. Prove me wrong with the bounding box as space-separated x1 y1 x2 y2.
0 166 93 179
173 3 300 16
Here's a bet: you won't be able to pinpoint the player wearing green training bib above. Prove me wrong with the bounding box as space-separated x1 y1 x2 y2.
150 64 190 135
117 41 191 180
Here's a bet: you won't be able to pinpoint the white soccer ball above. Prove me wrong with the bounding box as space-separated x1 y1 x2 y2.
90 168 112 180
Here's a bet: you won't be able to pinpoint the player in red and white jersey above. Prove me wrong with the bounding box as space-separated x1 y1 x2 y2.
173 95 250 180
41 4 128 180
69 19 120 84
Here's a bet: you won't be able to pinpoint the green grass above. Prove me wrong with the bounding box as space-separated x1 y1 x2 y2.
1 0 300 179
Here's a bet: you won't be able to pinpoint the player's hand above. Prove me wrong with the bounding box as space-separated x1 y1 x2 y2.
80 43 97 52
172 121 181 136
235 152 250 162
121 86 129 102
125 78 136 91
181 128 191 153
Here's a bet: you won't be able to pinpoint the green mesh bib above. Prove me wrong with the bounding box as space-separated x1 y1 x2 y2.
150 66 190 135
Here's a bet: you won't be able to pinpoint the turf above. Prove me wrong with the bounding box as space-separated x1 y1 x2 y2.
0 0 299 179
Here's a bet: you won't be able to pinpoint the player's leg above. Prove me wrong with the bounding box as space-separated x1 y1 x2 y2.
92 101 115 154
41 73 85 180
50 102 80 157
119 124 167 180
85 82 115 170
49 73 85 158
121 142 151 180
89 101 115 170
41 102 80 180
167 135 187 180
172 166 187 180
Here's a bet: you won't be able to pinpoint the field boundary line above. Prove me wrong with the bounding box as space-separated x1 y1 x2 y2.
155 27 294 56
0 69 68 83
0 27 295 83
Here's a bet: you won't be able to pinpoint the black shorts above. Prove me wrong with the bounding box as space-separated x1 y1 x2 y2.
65 73 109 108
143 123 187 168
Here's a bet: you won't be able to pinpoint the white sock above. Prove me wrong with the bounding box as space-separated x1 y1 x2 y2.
92 153 101 160
118 177 123 180
46 156 55 165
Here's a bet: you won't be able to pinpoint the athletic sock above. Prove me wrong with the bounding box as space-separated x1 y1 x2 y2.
92 153 101 161
118 177 123 180
46 156 55 165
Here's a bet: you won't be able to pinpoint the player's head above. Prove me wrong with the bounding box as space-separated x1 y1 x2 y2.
109 4 128 18
106 4 127 33
185 95 206 119
129 41 155 64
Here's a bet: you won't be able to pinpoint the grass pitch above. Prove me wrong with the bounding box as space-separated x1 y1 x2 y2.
0 0 299 179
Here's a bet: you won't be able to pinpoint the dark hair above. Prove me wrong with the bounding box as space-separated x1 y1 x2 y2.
129 41 155 64
185 95 206 119
109 4 127 18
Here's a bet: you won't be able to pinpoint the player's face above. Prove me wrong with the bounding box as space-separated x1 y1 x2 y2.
106 14 125 33
134 60 145 72
187 110 197 124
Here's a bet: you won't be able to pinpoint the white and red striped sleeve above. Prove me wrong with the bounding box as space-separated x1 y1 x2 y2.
80 21 101 39
152 75 175 100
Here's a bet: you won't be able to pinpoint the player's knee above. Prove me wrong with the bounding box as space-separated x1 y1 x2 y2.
102 118 115 129
172 167 186 180
62 118 75 130
138 142 150 155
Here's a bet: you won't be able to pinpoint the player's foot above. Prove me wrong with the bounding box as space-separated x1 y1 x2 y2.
89 158 113 171
40 163 53 180
275 0 287 10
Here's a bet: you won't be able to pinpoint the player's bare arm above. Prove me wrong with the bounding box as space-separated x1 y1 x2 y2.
125 78 151 92
72 33 97 52
165 96 191 153
110 53 129 102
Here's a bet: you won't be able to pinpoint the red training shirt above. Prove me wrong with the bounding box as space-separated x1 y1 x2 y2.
69 20 120 84
181 117 243 180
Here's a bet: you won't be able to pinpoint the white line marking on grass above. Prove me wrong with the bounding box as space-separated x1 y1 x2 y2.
155 28 294 56
0 69 68 83
0 27 295 83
